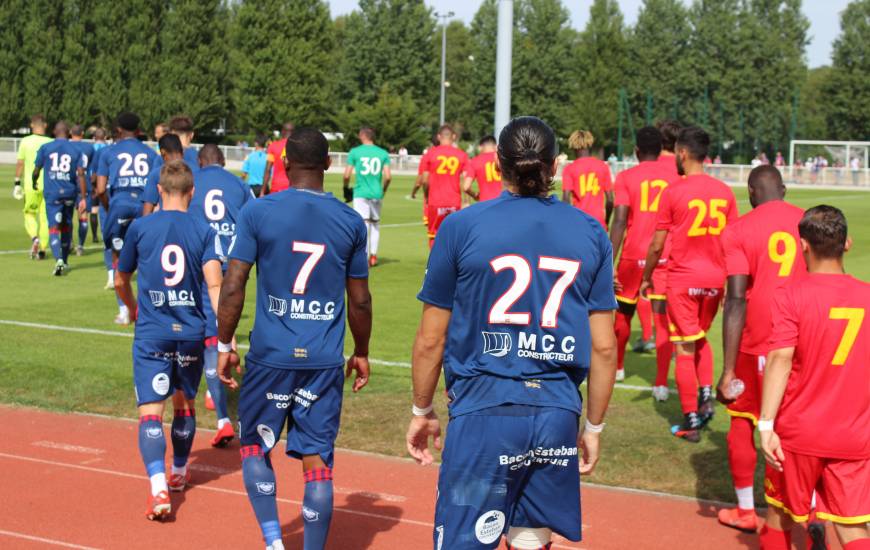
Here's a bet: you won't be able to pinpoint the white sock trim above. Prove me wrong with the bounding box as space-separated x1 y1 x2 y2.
150 473 167 496
506 527 551 549
735 485 754 510
171 464 188 477
217 417 230 429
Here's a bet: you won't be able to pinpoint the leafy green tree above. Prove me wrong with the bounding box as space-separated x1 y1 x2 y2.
798 67 834 139
89 0 129 127
823 0 870 140
125 0 167 130
467 0 501 138
59 0 96 126
20 0 64 121
0 0 26 132
439 21 475 138
339 84 430 152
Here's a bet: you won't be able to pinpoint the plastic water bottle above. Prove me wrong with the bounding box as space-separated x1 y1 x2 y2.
728 378 745 399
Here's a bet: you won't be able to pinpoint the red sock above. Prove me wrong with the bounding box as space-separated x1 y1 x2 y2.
845 540 870 550
637 298 653 341
614 311 632 370
675 354 698 414
759 525 792 550
694 338 714 387
653 311 672 386
727 417 757 489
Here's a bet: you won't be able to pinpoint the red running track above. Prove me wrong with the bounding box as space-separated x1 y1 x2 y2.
0 405 834 549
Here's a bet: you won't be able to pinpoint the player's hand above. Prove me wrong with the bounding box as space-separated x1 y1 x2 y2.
715 370 736 405
410 188 417 199
761 430 785 472
579 430 600 475
342 186 353 203
77 199 87 215
345 355 369 392
129 307 137 322
12 183 23 200
613 273 623 293
639 278 653 298
217 350 242 390
406 412 442 466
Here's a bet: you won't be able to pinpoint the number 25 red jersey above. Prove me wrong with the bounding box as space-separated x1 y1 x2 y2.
421 145 469 208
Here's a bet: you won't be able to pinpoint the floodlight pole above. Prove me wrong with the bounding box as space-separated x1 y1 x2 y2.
494 0 513 138
436 11 454 126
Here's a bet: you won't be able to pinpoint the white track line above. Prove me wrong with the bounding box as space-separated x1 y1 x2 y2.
0 529 101 550
0 245 103 256
0 319 664 393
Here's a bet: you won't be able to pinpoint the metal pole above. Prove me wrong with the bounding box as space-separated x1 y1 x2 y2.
435 11 454 127
494 0 513 137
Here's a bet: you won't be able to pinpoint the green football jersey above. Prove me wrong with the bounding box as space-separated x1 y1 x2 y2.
348 144 390 199
17 134 53 191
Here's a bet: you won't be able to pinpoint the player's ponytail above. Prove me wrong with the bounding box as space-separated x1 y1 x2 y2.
498 116 557 197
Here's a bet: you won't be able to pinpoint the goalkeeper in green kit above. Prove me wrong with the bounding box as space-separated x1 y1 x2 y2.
343 126 392 267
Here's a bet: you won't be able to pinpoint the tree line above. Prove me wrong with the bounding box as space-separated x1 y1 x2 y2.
0 0 866 160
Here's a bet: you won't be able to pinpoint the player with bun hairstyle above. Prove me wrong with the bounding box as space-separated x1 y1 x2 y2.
562 129 614 227
408 116 617 549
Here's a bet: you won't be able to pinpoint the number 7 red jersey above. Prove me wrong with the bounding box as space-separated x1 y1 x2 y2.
655 174 738 288
769 274 870 459
421 145 469 208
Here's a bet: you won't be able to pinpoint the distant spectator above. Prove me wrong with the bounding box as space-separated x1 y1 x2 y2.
775 151 785 166
751 153 763 168
241 135 268 197
851 157 861 185
713 155 722 164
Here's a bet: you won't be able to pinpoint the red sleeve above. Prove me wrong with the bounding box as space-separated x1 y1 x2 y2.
459 152 469 175
723 224 749 276
614 172 630 206
768 284 800 350
465 157 477 179
562 164 574 191
600 163 613 192
420 151 431 174
655 186 674 230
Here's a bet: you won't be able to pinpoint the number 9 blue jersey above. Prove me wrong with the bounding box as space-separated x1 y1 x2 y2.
417 191 617 416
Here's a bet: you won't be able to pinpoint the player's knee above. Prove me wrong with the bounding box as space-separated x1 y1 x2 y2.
506 527 552 549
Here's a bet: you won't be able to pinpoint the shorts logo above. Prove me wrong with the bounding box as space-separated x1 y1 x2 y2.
268 295 287 316
257 424 276 449
172 428 191 439
149 290 165 307
146 426 163 438
481 331 512 358
205 367 217 377
474 510 505 544
256 482 275 495
112 237 124 251
435 525 444 550
302 506 319 522
55 212 63 223
152 373 170 395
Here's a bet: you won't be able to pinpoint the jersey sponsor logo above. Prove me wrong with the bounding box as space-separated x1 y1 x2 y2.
152 373 170 395
149 290 166 307
268 295 288 316
499 446 578 471
481 331 512 357
256 482 275 495
516 332 576 361
302 506 320 522
289 299 336 321
688 288 720 297
474 510 505 544
257 424 275 449
166 289 197 307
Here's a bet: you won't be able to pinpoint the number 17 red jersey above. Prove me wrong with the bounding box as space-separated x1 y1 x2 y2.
613 160 677 260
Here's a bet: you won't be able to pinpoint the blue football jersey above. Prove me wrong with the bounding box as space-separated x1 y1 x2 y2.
86 142 108 184
189 165 254 261
34 139 85 200
96 137 159 205
417 191 618 416
117 210 220 341
231 189 368 369
70 140 94 171
142 154 200 206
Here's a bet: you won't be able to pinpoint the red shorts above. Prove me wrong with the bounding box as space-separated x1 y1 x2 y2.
765 451 870 524
726 352 764 423
666 287 722 343
427 204 458 240
615 258 668 304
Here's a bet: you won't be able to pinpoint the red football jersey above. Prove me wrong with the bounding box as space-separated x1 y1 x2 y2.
562 157 613 226
655 174 738 288
421 145 468 208
467 151 503 201
267 138 291 192
614 160 677 261
656 153 680 181
769 274 870 459
723 200 806 355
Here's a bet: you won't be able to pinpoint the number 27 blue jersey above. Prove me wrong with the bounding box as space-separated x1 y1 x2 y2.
417 191 617 417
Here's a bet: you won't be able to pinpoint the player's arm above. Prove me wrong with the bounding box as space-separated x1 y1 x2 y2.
639 229 667 296
31 165 42 191
759 346 794 471
203 259 222 316
261 157 272 197
605 190 614 225
609 205 628 262
77 165 88 214
342 164 353 188
115 270 137 318
462 174 479 201
382 165 392 194
406 303 450 465
410 172 424 199
216 259 252 389
96 175 109 209
581 310 618 475
13 158 24 198
345 277 372 392
717 274 748 404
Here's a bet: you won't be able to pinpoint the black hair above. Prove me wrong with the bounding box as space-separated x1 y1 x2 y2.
70 124 84 137
198 143 224 166
656 120 681 153
284 127 329 170
158 133 183 155
169 115 194 134
497 116 557 197
116 112 140 132
748 165 784 189
254 134 267 148
799 205 848 259
479 135 497 146
675 126 710 161
635 126 662 159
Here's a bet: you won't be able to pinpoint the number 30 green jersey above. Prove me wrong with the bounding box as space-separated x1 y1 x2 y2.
348 144 391 200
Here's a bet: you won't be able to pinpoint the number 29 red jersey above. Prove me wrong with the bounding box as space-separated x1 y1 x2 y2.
421 145 469 208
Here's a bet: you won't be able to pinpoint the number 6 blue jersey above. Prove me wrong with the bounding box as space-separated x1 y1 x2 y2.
417 191 617 416
96 137 159 205
230 189 368 370
189 165 254 261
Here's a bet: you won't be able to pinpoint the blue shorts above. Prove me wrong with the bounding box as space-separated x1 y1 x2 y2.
45 197 75 228
434 406 581 549
132 338 204 406
103 200 141 252
238 361 344 466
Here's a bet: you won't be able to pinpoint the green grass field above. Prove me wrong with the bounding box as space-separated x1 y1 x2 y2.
1 163 868 504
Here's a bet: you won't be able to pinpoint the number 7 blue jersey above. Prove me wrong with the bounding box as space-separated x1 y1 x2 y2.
417 191 617 416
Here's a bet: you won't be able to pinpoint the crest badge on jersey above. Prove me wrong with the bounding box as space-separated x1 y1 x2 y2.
481 331 512 358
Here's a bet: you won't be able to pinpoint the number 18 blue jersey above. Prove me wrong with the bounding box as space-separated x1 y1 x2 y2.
417 191 617 417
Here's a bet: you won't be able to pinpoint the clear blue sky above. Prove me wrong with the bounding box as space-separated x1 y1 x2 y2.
329 0 847 68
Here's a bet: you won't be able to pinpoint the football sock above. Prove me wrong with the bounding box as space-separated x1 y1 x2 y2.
302 468 334 550
727 417 757 490
242 446 282 547
653 311 672 386
614 311 632 370
203 345 230 421
60 224 72 263
78 219 88 247
637 298 653 341
370 221 380 256
48 228 62 260
674 354 698 414
138 415 167 496
171 408 196 469
844 540 870 550
103 248 113 271
759 525 791 550
89 213 99 240
694 338 714 387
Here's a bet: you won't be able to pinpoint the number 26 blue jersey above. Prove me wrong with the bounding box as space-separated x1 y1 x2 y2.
417 191 617 417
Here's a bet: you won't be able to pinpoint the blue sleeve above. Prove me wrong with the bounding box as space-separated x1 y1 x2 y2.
97 146 110 177
34 144 46 168
143 172 159 204
241 156 250 174
117 221 139 273
417 216 458 309
230 202 258 264
347 215 369 279
202 226 221 265
585 227 618 311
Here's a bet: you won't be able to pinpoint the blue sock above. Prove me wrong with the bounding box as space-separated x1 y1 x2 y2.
302 467 334 550
204 345 229 421
48 228 62 260
242 446 282 546
60 226 72 263
78 220 88 247
171 408 196 468
103 248 113 271
138 415 166 477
